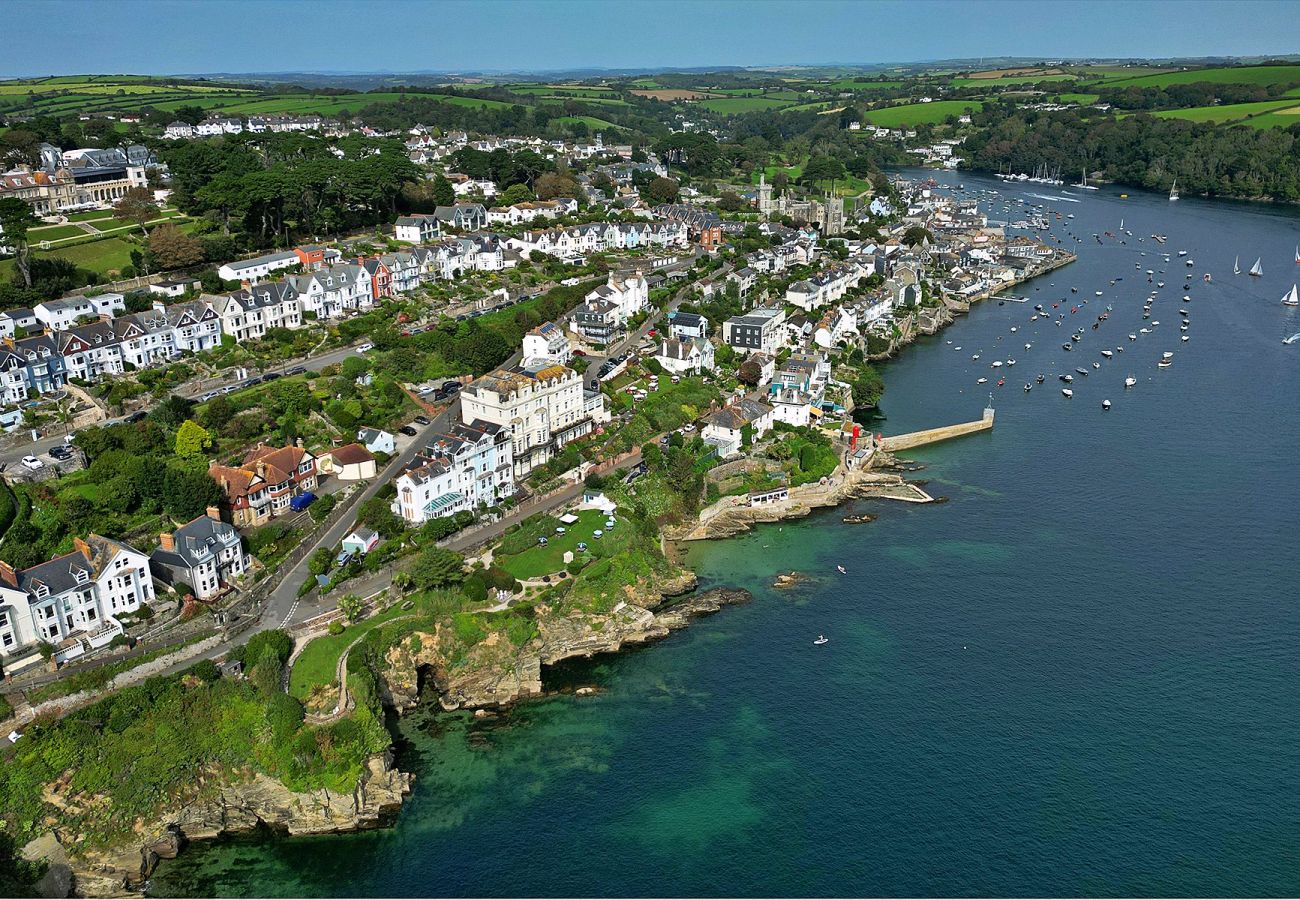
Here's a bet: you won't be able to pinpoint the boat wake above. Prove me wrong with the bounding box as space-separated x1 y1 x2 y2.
1027 192 1081 203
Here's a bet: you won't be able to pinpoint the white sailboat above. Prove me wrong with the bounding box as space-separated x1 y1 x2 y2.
1295 245 1299 264
1250 257 1263 277
1283 284 1300 307
1233 255 1240 275
1076 167 1098 190
1169 179 1179 201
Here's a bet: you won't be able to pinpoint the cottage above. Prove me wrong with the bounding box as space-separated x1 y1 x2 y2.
319 443 377 481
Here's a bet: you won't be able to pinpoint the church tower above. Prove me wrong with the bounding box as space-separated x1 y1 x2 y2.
756 173 774 218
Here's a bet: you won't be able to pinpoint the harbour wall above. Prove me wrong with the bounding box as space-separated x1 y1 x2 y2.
880 407 995 452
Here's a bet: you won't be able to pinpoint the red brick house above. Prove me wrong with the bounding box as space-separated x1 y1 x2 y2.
210 442 318 527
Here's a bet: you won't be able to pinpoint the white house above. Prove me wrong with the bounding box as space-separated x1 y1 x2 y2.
701 399 776 458
358 427 396 456
521 321 572 365
0 535 154 666
149 508 250 601
34 293 124 330
723 307 787 356
391 421 515 525
217 250 299 284
654 337 714 375
394 214 440 244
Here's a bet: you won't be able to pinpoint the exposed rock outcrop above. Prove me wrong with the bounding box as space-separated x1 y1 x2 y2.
69 752 411 896
377 580 748 713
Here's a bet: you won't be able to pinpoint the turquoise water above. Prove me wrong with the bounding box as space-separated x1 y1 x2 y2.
151 173 1300 897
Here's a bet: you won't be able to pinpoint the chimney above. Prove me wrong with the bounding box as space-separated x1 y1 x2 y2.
296 437 304 449
241 280 251 290
73 537 91 561
159 532 176 552
0 560 17 588
206 506 221 521
256 461 266 478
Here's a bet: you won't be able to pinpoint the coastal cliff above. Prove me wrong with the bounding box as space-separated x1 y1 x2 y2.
379 577 749 713
64 751 412 897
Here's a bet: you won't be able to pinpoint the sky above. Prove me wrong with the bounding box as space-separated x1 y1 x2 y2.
3 0 1299 77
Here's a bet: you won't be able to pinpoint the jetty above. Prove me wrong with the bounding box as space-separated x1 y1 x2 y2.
880 403 995 453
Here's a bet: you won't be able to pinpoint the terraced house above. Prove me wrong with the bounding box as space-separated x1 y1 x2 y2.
212 282 303 342
0 535 154 669
287 264 373 319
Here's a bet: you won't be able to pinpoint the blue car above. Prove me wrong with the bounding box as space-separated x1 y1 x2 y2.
289 492 318 512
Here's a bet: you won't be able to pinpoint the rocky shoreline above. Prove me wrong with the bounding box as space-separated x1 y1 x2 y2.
56 577 751 897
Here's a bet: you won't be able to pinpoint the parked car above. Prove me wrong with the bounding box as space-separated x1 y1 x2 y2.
125 411 148 423
285 366 307 376
442 381 461 394
49 446 72 461
413 415 430 426
262 372 282 381
21 456 44 470
289 492 318 512
399 425 418 437
355 342 374 353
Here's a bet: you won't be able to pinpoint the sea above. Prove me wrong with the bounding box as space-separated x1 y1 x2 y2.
150 170 1300 897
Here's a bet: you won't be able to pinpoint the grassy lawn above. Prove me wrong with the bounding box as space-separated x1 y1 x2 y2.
0 234 137 281
829 80 904 91
66 209 116 222
1240 106 1300 129
29 224 90 242
288 603 411 699
551 115 621 130
496 509 626 580
863 99 984 127
1054 93 1101 104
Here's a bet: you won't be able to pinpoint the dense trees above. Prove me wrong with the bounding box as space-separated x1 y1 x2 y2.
963 105 1300 200
0 197 37 288
148 224 205 270
162 133 420 245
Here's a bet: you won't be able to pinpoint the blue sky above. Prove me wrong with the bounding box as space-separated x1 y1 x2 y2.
4 0 1299 77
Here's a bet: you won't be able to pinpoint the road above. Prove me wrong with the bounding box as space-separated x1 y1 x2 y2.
262 395 463 628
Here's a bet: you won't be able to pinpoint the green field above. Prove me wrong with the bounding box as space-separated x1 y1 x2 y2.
1093 64 1300 89
551 115 621 130
1053 93 1101 104
949 73 1078 87
496 509 628 580
66 209 117 222
698 96 796 114
1237 106 1300 129
863 99 984 127
828 80 905 91
536 95 629 107
1150 98 1300 124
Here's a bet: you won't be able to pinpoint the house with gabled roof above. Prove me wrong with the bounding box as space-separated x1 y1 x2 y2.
150 507 249 600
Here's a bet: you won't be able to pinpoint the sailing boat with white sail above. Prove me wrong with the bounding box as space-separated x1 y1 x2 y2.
1169 179 1179 201
1234 256 1241 275
1283 284 1300 307
1076 167 1098 190
1294 245 1299 264
1250 257 1263 277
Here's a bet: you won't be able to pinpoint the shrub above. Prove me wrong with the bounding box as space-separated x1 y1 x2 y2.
327 621 345 636
266 693 305 744
462 574 488 603
185 659 220 683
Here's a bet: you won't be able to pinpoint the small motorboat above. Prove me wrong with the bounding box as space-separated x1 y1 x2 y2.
1060 374 1074 383
1125 375 1137 388
1062 343 1073 351
1129 333 1137 341
977 377 988 384
1181 335 1190 342
1140 327 1152 334
814 635 829 645
1101 350 1113 358
836 566 847 575
1062 388 1073 398
1092 362 1101 369
1036 374 1045 384
991 360 1003 368
997 378 1005 386
1075 367 1089 376
972 354 980 360
1102 400 1111 410
1007 359 1017 366
1158 359 1173 369
1024 383 1032 392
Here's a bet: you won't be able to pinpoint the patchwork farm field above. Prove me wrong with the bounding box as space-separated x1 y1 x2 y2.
697 96 796 114
863 99 983 126
1151 98 1300 125
1092 64 1300 89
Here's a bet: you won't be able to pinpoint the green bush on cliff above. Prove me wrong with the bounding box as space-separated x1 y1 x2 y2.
0 656 390 850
